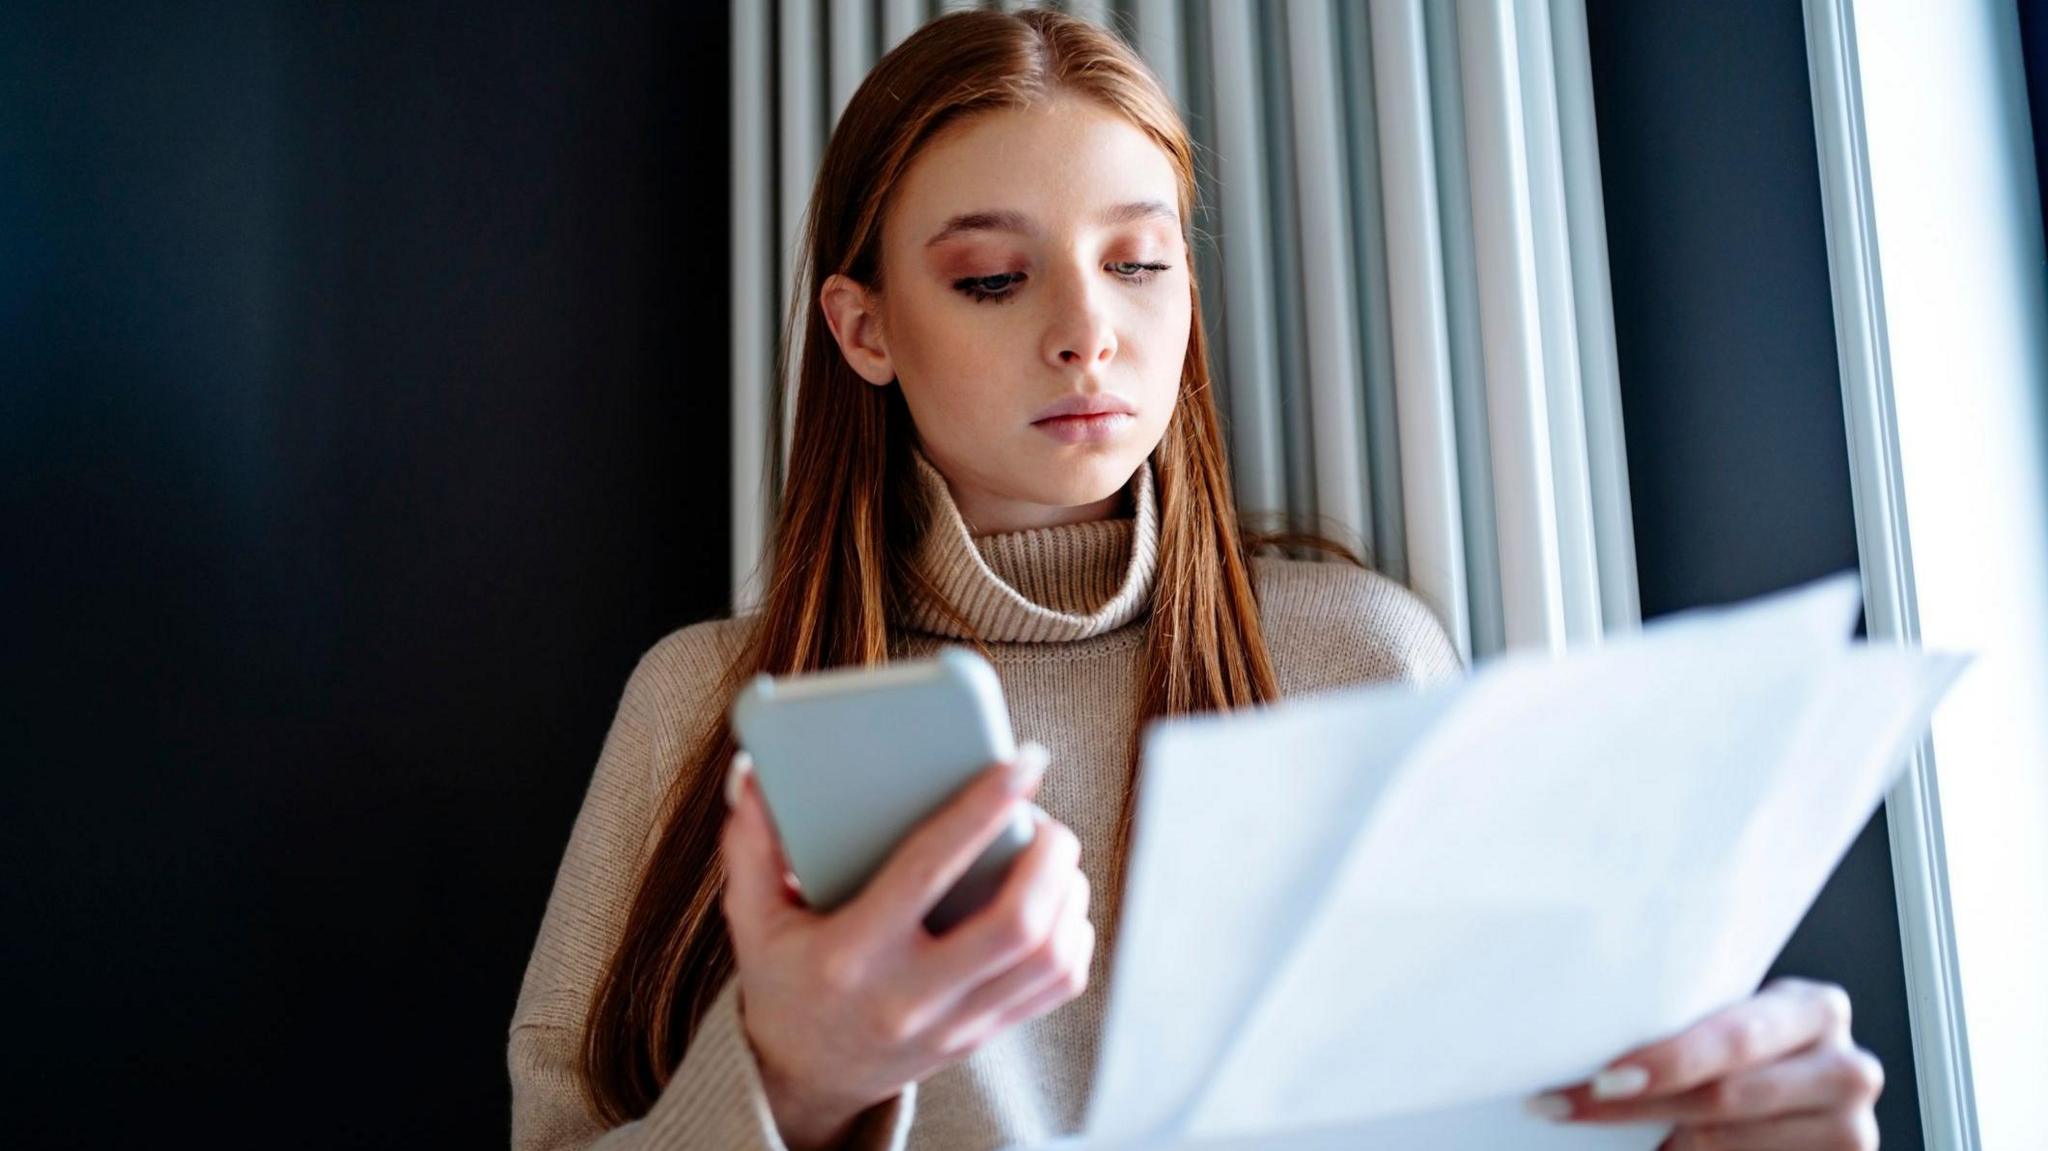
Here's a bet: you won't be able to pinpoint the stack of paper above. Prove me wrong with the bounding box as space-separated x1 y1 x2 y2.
1030 573 1967 1151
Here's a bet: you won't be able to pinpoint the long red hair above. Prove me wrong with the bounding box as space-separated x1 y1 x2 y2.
582 8 1286 1122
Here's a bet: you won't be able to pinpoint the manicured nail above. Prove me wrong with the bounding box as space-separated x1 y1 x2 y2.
1525 1093 1574 1122
725 750 754 808
1008 741 1050 789
1591 1065 1649 1100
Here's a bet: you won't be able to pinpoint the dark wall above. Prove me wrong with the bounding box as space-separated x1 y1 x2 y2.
2 4 730 1146
2024 0 2048 240
1586 1 1922 1147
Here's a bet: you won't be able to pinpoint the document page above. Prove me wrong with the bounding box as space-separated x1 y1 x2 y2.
1050 574 1967 1151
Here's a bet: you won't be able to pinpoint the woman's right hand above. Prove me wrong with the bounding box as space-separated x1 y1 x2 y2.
718 743 1094 1151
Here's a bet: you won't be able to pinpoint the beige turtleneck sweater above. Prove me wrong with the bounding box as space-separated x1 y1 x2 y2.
509 452 1464 1151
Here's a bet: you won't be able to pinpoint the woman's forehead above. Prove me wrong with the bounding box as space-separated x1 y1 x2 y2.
888 98 1183 243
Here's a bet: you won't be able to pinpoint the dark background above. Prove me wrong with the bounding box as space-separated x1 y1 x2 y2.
3 3 730 1145
2025 0 2048 240
2 1 1975 1147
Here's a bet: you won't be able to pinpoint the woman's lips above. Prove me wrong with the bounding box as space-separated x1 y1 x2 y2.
1033 411 1135 444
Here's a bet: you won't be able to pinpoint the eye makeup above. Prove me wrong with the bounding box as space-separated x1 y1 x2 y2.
950 261 1174 304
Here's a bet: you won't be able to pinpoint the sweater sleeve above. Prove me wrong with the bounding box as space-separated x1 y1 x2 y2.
1395 585 1466 686
507 629 917 1151
1254 557 1469 695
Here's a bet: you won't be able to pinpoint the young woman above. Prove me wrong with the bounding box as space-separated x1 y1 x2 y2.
510 10 1884 1151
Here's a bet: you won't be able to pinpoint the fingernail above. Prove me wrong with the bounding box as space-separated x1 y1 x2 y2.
1590 1065 1649 1100
1007 741 1050 789
725 750 754 808
1524 1093 1573 1122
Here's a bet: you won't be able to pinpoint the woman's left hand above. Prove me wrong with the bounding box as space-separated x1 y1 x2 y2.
1529 976 1885 1150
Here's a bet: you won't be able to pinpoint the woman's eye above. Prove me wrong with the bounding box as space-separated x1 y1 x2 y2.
952 262 1174 304
1110 261 1173 281
953 272 1024 304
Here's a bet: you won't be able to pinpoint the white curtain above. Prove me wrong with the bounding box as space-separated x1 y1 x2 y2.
729 0 1641 662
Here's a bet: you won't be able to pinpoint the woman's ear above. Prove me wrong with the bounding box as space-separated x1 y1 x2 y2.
818 273 896 386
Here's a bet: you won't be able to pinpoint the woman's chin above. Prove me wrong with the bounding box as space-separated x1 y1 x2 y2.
1016 449 1144 508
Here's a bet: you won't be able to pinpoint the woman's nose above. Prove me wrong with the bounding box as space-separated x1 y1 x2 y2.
1042 267 1118 370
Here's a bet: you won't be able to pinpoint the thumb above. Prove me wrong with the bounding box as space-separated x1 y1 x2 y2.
847 742 1050 936
720 752 805 948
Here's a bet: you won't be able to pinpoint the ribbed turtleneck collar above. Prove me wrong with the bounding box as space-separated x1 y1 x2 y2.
895 447 1159 643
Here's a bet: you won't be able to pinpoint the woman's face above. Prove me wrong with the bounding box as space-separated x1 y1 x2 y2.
820 96 1192 533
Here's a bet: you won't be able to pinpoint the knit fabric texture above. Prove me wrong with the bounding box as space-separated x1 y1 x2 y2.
508 450 1464 1150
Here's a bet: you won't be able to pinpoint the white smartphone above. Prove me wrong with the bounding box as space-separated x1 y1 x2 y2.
728 647 1041 934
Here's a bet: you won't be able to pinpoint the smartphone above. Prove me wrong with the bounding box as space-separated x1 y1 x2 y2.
729 647 1040 934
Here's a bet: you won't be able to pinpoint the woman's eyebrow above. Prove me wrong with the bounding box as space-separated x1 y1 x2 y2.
1096 199 1179 228
923 199 1180 247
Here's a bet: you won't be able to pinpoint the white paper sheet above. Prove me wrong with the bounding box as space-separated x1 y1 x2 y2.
1038 573 1968 1151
